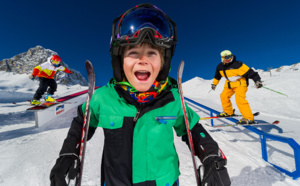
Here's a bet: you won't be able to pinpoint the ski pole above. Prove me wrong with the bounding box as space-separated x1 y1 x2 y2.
208 89 212 93
262 86 288 97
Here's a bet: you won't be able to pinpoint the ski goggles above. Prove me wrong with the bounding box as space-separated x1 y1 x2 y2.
51 60 60 65
221 55 233 60
111 4 177 49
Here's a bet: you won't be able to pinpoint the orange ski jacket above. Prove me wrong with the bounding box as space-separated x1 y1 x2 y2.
32 57 71 79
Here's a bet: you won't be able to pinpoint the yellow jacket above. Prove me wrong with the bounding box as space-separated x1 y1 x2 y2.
212 56 261 88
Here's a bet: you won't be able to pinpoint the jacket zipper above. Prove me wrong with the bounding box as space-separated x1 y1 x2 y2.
133 108 141 122
133 103 145 122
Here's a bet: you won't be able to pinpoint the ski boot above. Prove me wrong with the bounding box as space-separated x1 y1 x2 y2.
45 94 56 102
236 118 257 124
218 112 231 117
30 99 41 105
217 111 236 117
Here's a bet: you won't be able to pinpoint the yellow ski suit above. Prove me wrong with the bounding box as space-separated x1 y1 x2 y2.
212 56 261 120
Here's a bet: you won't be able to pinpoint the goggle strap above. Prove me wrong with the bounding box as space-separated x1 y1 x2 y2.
115 28 174 50
111 45 120 56
165 48 172 58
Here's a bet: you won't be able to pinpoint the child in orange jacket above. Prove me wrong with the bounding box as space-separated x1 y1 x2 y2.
29 55 71 105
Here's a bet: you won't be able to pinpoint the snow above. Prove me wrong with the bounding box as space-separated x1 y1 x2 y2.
0 63 300 185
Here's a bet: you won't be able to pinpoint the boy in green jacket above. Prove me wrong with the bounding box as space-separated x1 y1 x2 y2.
50 3 230 186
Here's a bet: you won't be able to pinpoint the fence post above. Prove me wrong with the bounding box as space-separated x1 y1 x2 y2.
293 140 300 179
210 111 214 126
260 135 268 162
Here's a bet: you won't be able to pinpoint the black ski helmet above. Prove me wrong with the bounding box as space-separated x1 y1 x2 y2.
110 3 177 82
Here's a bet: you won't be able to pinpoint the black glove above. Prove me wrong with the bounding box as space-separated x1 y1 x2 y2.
255 81 263 89
201 156 231 186
50 155 80 186
211 84 217 91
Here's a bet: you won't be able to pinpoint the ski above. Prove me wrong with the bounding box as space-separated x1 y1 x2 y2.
12 101 32 106
27 88 99 111
200 112 260 120
177 60 201 186
12 100 77 106
205 120 280 128
75 60 95 186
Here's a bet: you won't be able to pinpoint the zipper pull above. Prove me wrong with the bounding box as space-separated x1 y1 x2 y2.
133 109 140 122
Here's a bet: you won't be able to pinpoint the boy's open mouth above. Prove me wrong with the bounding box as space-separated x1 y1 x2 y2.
135 71 150 81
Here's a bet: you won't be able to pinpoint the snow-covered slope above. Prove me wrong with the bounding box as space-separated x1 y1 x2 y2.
0 63 299 185
183 63 300 119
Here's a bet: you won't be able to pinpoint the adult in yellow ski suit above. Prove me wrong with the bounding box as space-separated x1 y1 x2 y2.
211 50 263 123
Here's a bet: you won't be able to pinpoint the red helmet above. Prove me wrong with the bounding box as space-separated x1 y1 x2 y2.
51 55 61 65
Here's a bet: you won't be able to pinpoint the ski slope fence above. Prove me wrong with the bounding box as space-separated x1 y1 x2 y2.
184 97 300 180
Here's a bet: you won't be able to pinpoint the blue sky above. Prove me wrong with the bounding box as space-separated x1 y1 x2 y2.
1 0 300 86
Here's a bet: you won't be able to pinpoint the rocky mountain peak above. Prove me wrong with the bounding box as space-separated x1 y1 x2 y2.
0 46 88 86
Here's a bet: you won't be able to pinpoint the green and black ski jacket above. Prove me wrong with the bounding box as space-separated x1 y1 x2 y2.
60 77 219 186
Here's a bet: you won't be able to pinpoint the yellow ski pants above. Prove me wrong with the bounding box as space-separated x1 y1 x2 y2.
220 86 254 120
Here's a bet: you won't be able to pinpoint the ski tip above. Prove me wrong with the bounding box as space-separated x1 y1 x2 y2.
180 60 185 66
85 60 92 66
85 60 94 66
85 60 95 74
253 112 260 116
272 120 280 124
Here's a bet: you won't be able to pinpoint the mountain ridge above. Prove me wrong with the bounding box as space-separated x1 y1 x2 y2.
0 45 88 86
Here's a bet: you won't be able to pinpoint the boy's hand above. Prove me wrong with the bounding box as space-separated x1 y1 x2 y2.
28 74 35 80
50 155 80 186
201 156 231 186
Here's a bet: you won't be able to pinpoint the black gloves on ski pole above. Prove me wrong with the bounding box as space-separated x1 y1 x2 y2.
255 81 263 89
50 154 80 186
201 155 231 186
188 124 231 186
211 84 217 91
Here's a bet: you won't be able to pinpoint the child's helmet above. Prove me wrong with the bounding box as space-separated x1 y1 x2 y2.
110 3 177 82
50 55 61 67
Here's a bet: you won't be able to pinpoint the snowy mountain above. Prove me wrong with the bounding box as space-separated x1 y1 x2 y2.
0 63 299 185
0 45 88 86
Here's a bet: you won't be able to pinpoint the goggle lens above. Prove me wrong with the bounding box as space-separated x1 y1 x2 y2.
115 7 173 39
222 55 232 60
52 60 60 64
